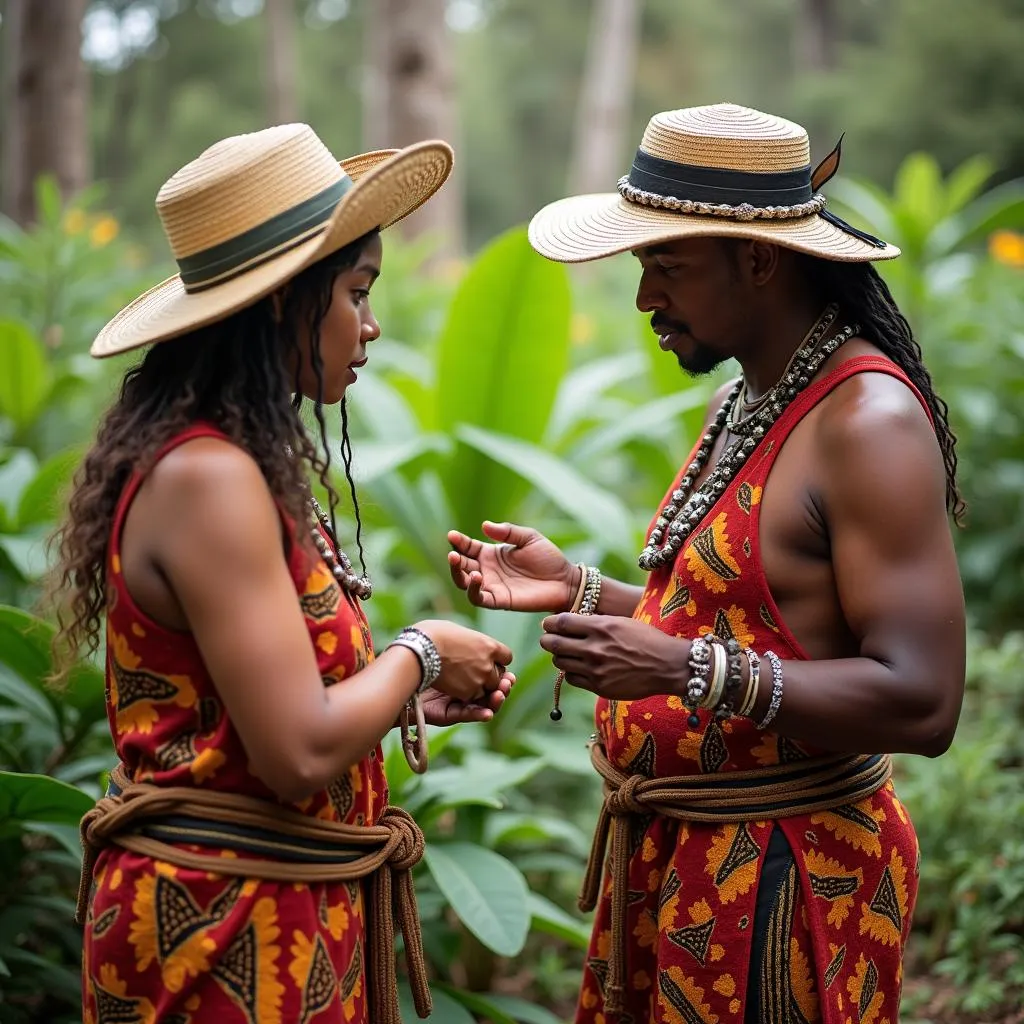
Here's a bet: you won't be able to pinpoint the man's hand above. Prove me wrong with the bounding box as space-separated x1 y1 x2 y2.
448 521 579 613
539 614 689 702
419 673 515 727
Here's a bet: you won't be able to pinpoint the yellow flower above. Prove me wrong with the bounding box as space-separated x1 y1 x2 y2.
571 312 596 346
90 215 120 247
989 229 1024 267
64 208 87 235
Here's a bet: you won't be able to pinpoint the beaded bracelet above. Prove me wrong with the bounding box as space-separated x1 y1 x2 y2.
717 638 744 719
755 650 785 730
550 565 601 721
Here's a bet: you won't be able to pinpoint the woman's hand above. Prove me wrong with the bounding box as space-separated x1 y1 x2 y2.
539 614 690 702
447 521 579 614
420 672 515 727
413 619 514 703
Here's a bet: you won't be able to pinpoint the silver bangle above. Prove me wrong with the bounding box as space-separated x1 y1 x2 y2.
388 627 442 693
755 650 784 729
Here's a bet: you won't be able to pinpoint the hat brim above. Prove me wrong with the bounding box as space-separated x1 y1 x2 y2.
91 140 453 358
528 192 901 265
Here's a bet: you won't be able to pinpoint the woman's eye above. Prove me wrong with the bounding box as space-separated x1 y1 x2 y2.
657 263 679 276
352 289 370 303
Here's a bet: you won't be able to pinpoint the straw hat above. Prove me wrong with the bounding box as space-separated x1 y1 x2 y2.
91 124 454 358
529 103 899 264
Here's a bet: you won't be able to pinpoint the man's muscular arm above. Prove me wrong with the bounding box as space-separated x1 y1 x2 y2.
748 373 966 755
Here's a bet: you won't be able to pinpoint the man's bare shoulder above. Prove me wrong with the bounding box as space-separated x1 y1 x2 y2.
816 367 936 456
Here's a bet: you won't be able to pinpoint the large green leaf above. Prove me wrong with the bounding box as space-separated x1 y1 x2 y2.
399 985 475 1024
0 449 38 530
527 891 593 949
436 986 518 1024
404 752 544 817
423 841 530 956
572 386 708 462
0 605 106 723
455 425 635 559
0 771 93 825
16 447 82 528
436 228 571 533
546 352 646 444
0 321 52 430
478 993 567 1024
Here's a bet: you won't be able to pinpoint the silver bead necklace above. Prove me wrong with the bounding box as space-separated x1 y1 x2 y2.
638 307 857 572
309 495 373 600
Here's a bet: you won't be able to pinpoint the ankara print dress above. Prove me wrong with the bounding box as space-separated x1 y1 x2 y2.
81 425 388 1024
576 358 925 1024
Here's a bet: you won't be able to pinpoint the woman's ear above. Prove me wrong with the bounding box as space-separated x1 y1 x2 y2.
270 286 289 323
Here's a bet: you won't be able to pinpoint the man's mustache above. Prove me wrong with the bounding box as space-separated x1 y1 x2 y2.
650 315 690 337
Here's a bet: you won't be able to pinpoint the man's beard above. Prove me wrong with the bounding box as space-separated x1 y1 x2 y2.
651 314 725 377
676 344 726 377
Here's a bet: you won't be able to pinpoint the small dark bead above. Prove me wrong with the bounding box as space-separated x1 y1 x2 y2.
549 708 563 722
688 713 701 728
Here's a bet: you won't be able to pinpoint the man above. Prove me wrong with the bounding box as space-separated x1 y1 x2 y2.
447 103 965 1024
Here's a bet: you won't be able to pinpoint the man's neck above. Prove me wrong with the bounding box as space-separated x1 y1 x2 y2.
735 299 829 402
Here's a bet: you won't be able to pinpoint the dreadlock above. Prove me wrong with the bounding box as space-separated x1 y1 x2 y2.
48 229 378 680
797 254 965 524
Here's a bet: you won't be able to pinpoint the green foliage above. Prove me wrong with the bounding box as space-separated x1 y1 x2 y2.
897 632 1024 1015
0 161 1022 1018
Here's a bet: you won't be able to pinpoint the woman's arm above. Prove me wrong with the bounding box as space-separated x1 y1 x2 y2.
145 439 510 802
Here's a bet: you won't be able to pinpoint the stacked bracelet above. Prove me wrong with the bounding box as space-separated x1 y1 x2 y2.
716 638 744 720
387 627 442 693
551 564 602 722
755 650 785 730
738 649 761 718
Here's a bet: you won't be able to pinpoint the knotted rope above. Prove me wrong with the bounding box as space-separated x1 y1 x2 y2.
579 741 892 1016
78 763 431 1022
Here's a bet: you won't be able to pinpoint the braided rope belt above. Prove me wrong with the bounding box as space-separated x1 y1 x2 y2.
78 763 431 1022
580 741 893 1015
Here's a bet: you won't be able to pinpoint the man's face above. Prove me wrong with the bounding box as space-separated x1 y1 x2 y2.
633 237 747 376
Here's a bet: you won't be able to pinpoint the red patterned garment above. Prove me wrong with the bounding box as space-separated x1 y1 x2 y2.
82 424 388 1024
576 358 924 1024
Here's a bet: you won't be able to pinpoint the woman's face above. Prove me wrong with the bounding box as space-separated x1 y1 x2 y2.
293 234 383 404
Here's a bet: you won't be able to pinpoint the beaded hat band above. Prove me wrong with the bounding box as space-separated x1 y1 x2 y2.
529 103 900 265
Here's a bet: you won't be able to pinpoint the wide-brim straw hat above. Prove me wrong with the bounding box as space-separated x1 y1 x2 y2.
529 103 900 264
91 124 454 358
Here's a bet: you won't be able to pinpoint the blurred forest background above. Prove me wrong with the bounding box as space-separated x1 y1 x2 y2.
1 1 1024 1022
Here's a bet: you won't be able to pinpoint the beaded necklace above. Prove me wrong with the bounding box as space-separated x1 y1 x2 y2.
309 495 373 600
638 305 856 571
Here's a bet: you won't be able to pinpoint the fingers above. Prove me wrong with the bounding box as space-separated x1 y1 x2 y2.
541 612 598 638
538 631 588 660
491 640 515 666
447 529 482 558
482 520 536 548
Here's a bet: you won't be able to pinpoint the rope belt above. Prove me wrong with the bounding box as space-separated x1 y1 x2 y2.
77 763 431 1023
580 741 893 1015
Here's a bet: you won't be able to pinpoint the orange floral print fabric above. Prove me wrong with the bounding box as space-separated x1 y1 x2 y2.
82 425 387 1024
576 359 925 1024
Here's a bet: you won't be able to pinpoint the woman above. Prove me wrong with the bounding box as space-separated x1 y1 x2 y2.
53 124 514 1024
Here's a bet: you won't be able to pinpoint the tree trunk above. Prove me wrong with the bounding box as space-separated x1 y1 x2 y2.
265 0 299 125
798 0 837 72
2 0 90 226
569 0 641 196
362 0 464 262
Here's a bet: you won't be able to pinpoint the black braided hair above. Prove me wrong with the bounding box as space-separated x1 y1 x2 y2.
798 255 965 524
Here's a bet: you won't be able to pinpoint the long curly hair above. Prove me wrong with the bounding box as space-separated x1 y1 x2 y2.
48 229 378 680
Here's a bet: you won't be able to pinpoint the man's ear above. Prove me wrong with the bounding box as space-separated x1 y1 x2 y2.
748 241 781 286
